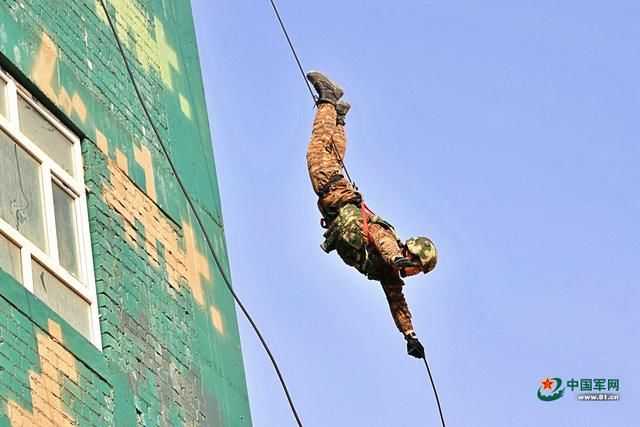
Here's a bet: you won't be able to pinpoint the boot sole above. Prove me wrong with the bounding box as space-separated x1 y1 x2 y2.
307 70 344 99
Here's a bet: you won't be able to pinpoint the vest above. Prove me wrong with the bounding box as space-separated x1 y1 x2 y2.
320 204 400 279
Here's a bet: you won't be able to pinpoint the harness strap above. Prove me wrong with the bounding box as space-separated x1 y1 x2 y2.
361 201 373 244
316 174 344 198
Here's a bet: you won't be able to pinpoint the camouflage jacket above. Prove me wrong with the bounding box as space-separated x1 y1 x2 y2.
320 204 401 280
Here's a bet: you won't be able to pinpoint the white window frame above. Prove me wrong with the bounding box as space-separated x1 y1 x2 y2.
0 69 101 349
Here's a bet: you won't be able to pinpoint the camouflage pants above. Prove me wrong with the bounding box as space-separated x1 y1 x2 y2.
307 103 414 334
306 103 359 212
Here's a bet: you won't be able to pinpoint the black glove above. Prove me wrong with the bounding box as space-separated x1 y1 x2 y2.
393 256 420 269
405 333 425 359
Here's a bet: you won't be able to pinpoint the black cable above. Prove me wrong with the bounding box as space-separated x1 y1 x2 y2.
423 355 446 427
97 1 303 426
268 3 447 426
267 0 357 190
268 0 315 103
267 4 447 426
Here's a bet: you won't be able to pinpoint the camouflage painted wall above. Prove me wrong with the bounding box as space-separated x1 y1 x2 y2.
0 0 252 425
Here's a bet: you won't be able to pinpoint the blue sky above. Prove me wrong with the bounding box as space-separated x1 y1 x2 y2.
192 1 639 425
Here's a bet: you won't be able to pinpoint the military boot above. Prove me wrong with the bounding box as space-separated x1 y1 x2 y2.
336 101 351 125
306 70 344 106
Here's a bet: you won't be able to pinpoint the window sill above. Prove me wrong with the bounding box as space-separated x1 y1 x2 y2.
0 269 111 386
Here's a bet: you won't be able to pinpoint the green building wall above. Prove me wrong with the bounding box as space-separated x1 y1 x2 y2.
0 0 252 425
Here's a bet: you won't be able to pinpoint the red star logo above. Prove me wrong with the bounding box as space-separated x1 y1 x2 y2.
541 377 555 391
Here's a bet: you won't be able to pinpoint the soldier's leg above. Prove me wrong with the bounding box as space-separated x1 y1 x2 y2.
310 110 361 211
306 103 341 194
305 72 359 213
332 123 347 160
332 101 351 159
306 71 345 194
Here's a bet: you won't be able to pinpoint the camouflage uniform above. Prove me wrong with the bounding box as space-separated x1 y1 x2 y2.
307 103 414 334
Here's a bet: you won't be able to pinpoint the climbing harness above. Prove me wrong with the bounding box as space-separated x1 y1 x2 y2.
316 173 345 198
360 201 374 244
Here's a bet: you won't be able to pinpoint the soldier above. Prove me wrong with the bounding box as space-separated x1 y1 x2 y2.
306 71 438 359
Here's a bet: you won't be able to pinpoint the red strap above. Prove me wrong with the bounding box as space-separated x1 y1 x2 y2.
361 201 371 243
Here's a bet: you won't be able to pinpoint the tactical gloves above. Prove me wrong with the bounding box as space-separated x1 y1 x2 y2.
405 332 425 359
394 256 422 278
393 256 420 269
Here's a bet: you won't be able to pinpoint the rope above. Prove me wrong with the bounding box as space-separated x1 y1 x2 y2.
268 4 447 427
267 4 448 427
267 0 357 190
97 1 303 426
268 0 315 102
423 355 446 427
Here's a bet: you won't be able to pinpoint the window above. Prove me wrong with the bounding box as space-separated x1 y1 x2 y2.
0 70 100 347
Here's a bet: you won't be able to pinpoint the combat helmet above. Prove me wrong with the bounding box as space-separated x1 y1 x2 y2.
405 237 438 274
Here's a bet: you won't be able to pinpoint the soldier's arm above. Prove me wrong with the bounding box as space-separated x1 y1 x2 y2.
368 222 403 265
380 272 414 335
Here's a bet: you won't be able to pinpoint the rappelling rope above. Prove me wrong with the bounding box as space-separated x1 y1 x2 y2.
423 355 446 427
268 0 357 190
97 1 303 426
267 3 448 426
269 0 315 101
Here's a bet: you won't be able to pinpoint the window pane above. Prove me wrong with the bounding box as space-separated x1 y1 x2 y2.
32 261 91 339
0 129 46 251
53 183 80 277
17 96 74 176
0 232 22 283
0 79 7 118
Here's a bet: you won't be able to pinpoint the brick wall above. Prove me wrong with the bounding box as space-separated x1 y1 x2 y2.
0 0 251 425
